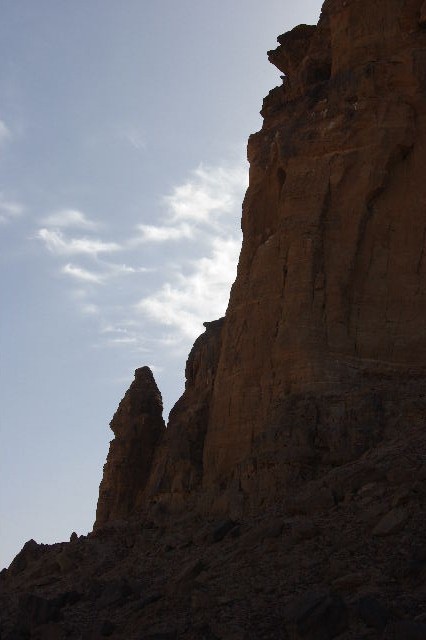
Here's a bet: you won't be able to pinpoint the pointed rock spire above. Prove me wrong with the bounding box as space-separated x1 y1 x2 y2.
94 367 165 528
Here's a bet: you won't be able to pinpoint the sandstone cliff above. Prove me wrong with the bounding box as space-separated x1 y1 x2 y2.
203 0 426 507
96 0 426 522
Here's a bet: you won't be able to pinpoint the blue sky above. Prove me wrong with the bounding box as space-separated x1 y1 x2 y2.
0 0 323 569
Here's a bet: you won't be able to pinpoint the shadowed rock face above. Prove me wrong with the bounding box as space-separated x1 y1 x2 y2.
95 320 225 525
95 367 165 528
143 319 225 513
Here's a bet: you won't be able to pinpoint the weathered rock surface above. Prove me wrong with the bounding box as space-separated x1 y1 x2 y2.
2 0 426 638
142 318 225 515
201 0 426 507
103 0 426 520
95 367 165 528
2 427 426 638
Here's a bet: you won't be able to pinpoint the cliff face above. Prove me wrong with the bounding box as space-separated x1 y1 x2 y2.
202 0 426 506
95 0 426 523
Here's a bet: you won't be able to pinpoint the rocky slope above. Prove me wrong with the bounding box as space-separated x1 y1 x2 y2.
2 0 426 638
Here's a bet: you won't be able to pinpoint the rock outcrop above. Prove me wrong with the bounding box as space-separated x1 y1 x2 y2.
95 367 165 528
201 0 426 508
143 318 224 513
96 0 426 521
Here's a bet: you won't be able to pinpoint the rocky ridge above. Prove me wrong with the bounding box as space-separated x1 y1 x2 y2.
2 0 426 638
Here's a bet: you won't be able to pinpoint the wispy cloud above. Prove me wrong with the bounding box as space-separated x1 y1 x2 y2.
62 263 104 284
100 325 130 335
0 193 24 225
134 222 193 243
43 209 98 230
96 323 154 354
35 159 246 362
37 229 121 256
165 164 247 225
131 162 247 245
137 235 241 339
107 336 138 345
134 161 247 340
120 126 146 151
104 262 151 276
0 119 11 146
81 303 100 315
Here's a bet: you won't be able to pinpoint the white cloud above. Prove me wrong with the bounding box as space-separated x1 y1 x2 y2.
43 209 98 230
35 159 245 360
107 336 138 345
137 235 241 339
104 262 151 276
37 228 121 256
133 222 193 243
0 193 24 224
62 263 104 284
131 162 247 246
165 164 248 225
0 119 11 145
134 161 246 339
62 261 150 285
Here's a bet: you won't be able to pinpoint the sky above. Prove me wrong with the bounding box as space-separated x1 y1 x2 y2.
0 0 323 569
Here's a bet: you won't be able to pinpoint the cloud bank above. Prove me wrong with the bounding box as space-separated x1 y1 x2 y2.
36 159 247 358
138 236 241 339
135 162 247 339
